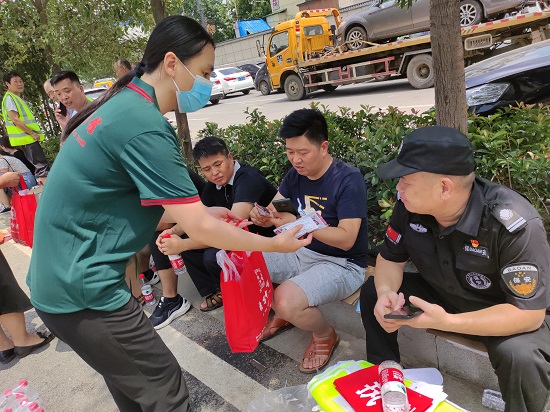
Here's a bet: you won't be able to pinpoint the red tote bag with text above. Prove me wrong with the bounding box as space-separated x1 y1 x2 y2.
217 248 273 353
10 176 38 248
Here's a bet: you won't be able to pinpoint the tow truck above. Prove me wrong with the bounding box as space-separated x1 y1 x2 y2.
265 8 550 100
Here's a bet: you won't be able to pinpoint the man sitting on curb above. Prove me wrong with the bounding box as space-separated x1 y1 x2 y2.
360 126 550 412
154 136 276 327
250 109 368 373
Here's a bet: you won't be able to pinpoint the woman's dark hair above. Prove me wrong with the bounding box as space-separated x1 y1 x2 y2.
62 15 214 142
279 109 328 146
193 136 229 162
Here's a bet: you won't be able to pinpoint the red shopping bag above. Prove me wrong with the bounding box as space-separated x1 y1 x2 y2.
217 248 273 353
10 176 38 248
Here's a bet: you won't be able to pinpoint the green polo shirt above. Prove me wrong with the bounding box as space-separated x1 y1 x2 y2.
27 78 199 314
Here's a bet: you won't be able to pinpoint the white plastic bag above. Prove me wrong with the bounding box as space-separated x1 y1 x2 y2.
247 385 319 412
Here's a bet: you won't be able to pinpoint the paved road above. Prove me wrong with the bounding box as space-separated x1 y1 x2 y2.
167 78 436 140
0 241 492 411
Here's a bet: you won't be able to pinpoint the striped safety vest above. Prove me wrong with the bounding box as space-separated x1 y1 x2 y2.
1 91 45 146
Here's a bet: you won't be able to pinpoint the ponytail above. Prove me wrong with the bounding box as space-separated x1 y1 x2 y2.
61 15 214 143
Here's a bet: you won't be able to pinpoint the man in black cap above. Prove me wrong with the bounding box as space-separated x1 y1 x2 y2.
360 125 550 412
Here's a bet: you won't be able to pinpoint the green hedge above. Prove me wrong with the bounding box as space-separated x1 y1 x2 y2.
199 103 550 244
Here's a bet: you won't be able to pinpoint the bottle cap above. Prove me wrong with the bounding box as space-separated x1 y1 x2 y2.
139 273 145 279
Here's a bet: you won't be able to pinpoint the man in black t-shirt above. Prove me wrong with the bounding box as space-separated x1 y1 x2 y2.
158 136 277 318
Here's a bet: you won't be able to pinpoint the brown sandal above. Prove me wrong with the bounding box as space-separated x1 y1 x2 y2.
299 330 339 374
200 291 223 312
259 317 294 342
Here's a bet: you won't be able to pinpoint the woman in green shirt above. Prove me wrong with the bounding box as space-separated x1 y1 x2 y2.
27 16 310 412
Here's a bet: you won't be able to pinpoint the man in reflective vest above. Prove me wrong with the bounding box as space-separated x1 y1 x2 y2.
2 71 50 183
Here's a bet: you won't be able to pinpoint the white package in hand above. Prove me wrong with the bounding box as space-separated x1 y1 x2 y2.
273 212 328 238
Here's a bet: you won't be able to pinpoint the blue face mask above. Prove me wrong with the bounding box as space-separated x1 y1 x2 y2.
172 62 212 113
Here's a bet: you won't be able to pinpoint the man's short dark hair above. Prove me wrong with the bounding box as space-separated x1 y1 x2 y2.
3 71 21 85
116 59 132 71
0 135 13 148
51 70 81 87
279 109 328 145
193 136 230 162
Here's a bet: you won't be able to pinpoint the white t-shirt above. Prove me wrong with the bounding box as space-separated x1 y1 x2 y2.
4 95 17 113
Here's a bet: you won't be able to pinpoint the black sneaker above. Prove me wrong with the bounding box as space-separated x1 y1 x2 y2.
0 205 11 214
149 295 191 330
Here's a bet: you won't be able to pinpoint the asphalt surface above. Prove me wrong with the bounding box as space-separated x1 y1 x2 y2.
0 237 492 412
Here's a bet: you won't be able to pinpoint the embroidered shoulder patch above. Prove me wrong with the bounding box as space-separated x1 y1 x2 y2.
501 263 539 298
491 205 527 233
385 225 402 245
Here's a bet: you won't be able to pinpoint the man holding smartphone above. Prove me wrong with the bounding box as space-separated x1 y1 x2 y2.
361 126 550 412
250 109 369 374
51 71 92 140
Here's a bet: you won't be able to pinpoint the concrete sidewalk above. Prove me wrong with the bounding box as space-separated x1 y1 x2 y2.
0 240 493 411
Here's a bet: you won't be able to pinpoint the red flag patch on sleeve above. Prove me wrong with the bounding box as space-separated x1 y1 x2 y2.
385 225 402 245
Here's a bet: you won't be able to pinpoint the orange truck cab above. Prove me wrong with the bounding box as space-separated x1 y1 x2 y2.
266 8 342 92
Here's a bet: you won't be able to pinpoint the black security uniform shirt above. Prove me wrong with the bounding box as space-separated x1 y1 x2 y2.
380 177 550 314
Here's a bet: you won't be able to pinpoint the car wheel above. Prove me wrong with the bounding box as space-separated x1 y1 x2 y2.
284 74 306 101
345 26 367 51
459 0 483 27
259 81 271 95
242 89 250 95
210 98 220 105
406 54 434 89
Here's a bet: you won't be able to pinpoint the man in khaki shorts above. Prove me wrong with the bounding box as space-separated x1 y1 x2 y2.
250 109 368 373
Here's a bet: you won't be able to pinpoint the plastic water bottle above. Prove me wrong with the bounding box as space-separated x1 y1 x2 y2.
482 389 505 411
139 274 156 306
378 360 409 412
162 234 187 276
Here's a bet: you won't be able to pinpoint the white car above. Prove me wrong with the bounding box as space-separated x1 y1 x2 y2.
211 68 254 96
210 77 224 105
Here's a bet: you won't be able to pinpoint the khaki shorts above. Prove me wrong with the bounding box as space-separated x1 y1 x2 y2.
262 248 364 307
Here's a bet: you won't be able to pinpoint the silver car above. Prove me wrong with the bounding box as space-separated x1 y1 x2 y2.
337 0 537 50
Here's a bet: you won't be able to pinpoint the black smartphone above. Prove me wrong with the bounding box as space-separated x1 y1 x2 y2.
384 306 424 320
58 103 67 117
272 198 298 215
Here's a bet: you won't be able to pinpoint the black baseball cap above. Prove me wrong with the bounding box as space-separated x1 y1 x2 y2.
376 126 475 179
